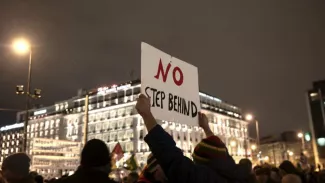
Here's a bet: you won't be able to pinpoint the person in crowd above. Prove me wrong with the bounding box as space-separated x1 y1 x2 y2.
281 174 301 183
255 167 275 183
279 160 306 183
191 112 251 182
127 172 139 183
34 175 43 183
1 153 34 183
137 154 168 183
135 94 248 183
239 159 257 183
55 139 116 183
269 168 281 183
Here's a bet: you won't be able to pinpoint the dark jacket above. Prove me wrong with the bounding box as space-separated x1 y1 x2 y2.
206 156 252 182
55 167 116 183
144 125 230 183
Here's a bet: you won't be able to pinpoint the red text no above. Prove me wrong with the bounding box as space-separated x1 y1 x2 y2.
154 59 184 86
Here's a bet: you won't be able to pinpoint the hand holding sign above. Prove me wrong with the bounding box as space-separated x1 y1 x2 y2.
136 94 157 131
135 94 151 117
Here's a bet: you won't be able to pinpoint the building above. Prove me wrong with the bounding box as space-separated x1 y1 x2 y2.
306 80 325 164
16 80 251 172
0 123 24 165
29 138 81 179
259 131 313 167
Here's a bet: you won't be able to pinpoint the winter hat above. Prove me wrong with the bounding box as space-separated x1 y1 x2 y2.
192 135 228 164
146 153 159 173
2 153 30 177
279 160 297 174
81 139 110 167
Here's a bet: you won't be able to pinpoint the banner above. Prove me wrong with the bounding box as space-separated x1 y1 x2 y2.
141 42 200 126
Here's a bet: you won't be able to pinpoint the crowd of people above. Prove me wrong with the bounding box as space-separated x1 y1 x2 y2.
1 94 325 183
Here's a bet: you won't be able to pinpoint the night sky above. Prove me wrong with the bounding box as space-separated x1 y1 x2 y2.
0 1 324 137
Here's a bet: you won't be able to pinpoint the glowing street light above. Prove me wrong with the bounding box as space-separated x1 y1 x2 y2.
245 113 260 147
251 144 257 151
11 37 42 152
245 114 253 121
230 140 237 147
297 132 305 150
12 38 30 55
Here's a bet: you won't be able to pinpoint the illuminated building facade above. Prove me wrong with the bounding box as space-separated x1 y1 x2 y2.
16 80 250 168
29 138 81 179
0 123 24 165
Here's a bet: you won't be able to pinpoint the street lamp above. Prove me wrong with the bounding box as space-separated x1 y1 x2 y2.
297 132 305 150
251 144 257 151
12 38 41 152
245 114 260 147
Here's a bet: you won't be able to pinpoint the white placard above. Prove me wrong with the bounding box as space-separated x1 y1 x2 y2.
141 42 200 126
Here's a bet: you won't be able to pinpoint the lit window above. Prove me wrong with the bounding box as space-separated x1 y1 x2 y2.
16 148 18 152
55 119 60 127
55 104 59 111
16 140 19 145
12 134 15 139
7 135 10 140
45 121 49 129
50 120 54 128
40 131 43 137
50 129 54 135
118 131 124 140
31 124 34 132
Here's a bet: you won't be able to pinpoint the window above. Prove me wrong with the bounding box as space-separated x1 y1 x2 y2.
55 119 60 127
110 121 117 129
117 120 124 128
133 87 140 95
40 122 44 130
126 89 132 96
45 121 49 129
96 123 102 132
118 131 124 140
102 123 108 131
117 108 125 117
125 118 133 128
110 110 117 119
96 113 102 121
50 120 55 128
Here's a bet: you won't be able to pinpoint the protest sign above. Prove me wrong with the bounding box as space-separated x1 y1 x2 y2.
141 42 200 126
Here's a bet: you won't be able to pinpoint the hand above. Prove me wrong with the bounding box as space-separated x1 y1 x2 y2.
198 112 209 130
136 94 157 131
136 94 152 118
199 112 214 137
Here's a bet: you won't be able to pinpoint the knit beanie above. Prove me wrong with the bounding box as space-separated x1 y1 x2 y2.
81 139 110 167
192 135 228 165
2 153 30 177
146 153 159 173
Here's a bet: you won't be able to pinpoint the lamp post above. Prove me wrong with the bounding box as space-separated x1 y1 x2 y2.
298 132 305 150
12 38 41 152
245 114 260 147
